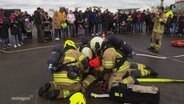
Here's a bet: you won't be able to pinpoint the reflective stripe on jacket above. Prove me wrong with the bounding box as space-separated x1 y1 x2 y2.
102 47 130 72
54 71 80 83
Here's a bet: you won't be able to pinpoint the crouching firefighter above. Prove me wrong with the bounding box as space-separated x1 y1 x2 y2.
38 40 96 99
107 35 158 78
90 37 160 104
90 36 137 91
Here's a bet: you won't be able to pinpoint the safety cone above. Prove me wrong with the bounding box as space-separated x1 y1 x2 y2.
101 32 106 41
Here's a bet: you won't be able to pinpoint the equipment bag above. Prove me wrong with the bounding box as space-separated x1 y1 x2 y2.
110 83 160 104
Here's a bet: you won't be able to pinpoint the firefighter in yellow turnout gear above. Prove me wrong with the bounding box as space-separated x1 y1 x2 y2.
90 37 136 91
38 40 96 99
130 62 158 78
148 7 167 52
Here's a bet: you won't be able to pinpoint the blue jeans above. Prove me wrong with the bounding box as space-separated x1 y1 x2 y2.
54 29 61 38
2 37 9 48
98 24 102 34
18 32 23 44
136 22 142 33
62 28 68 39
12 34 19 45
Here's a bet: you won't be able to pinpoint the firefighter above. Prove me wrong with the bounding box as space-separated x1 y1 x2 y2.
90 37 160 104
38 40 96 99
148 7 167 52
90 36 137 91
107 35 159 78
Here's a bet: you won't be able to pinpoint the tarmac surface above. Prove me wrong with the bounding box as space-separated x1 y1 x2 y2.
0 32 184 104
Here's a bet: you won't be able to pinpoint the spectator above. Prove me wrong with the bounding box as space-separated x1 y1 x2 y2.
52 11 61 40
127 13 133 33
136 11 142 33
24 16 33 41
74 8 79 36
0 9 9 49
33 7 47 43
171 13 178 36
83 17 90 37
96 11 102 34
59 7 67 39
42 12 52 41
145 12 152 33
177 14 184 37
10 13 21 48
89 8 97 36
165 15 172 36
15 10 24 45
67 10 76 38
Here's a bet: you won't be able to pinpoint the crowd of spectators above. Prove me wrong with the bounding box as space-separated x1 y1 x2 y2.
0 7 184 50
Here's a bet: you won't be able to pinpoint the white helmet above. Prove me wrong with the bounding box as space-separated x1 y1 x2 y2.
81 47 93 60
90 36 104 53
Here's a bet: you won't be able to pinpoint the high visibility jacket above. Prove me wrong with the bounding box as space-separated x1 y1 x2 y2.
165 10 173 18
153 13 167 34
102 48 130 73
54 49 87 84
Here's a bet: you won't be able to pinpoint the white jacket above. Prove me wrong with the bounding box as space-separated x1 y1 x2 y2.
67 13 76 24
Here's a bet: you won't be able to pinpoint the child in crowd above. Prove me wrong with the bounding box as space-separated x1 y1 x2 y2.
78 24 84 36
61 20 68 39
24 18 32 41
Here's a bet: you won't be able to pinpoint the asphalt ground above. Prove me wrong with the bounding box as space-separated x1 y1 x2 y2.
0 32 184 104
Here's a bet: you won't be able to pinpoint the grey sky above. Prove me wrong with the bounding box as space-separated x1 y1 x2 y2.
0 0 176 13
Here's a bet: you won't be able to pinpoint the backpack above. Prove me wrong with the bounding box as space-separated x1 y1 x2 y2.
47 44 77 73
107 35 134 59
24 20 32 32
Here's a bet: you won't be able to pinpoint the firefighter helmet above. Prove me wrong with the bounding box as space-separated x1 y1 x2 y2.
81 47 93 60
90 36 104 53
69 92 86 104
64 40 77 49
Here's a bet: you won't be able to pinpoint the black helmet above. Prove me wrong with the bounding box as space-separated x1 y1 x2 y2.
81 36 89 45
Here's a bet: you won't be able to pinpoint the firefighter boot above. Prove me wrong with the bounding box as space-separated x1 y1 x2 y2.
38 83 51 97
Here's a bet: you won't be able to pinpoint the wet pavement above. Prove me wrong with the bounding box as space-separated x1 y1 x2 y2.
0 32 184 104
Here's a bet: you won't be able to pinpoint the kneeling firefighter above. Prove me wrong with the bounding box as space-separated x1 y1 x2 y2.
38 40 96 99
90 36 160 104
107 35 158 78
90 36 136 90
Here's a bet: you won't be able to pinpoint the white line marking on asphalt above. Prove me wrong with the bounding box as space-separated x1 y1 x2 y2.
1 43 184 64
172 54 184 58
171 58 184 64
0 42 81 53
134 47 184 64
136 53 168 59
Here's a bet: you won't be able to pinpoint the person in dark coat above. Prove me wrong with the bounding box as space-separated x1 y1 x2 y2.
33 7 47 43
0 9 9 49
